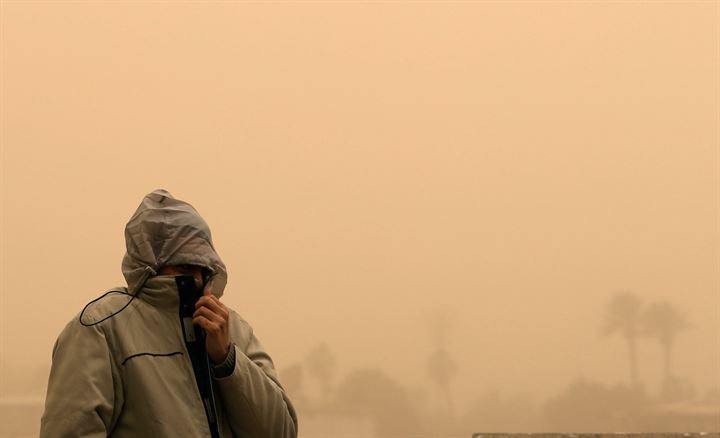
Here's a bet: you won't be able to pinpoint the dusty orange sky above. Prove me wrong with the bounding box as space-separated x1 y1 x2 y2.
1 0 718 417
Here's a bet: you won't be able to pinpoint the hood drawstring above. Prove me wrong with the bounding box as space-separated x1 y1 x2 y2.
79 265 157 327
129 264 158 296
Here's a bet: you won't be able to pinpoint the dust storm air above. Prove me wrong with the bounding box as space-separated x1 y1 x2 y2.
1 2 718 436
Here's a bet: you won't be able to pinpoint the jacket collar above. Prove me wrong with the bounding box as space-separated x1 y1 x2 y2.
138 275 182 310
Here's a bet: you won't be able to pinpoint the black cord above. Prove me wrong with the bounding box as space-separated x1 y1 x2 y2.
79 289 137 327
78 264 212 327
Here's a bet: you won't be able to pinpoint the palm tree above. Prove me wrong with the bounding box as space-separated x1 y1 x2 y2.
601 291 643 388
424 307 458 421
640 301 690 384
426 347 458 416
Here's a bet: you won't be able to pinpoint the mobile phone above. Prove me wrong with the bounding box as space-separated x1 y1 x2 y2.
175 274 221 438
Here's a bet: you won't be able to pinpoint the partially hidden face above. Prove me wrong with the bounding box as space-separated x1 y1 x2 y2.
158 264 208 292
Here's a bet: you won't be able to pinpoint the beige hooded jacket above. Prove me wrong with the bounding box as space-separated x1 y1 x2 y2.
40 189 298 438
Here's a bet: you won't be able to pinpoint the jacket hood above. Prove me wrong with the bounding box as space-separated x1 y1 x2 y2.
121 188 228 298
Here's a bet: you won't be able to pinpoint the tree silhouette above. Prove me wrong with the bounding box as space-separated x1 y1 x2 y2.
601 291 643 388
333 368 424 438
461 388 539 432
278 363 307 408
424 307 458 422
640 300 690 386
542 377 649 432
305 341 338 403
426 346 458 414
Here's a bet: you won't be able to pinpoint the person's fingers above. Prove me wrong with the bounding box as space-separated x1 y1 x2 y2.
193 306 225 326
207 295 230 317
209 294 227 310
192 315 220 334
209 295 229 316
195 297 229 321
195 296 212 311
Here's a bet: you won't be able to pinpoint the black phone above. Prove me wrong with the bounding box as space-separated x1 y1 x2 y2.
177 275 203 341
175 274 221 438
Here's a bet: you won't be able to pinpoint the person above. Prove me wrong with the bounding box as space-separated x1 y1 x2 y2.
40 188 298 438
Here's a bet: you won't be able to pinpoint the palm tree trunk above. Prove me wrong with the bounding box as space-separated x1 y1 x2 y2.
663 341 673 382
442 383 454 420
627 334 639 388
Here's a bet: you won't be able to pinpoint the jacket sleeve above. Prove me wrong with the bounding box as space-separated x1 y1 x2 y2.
214 318 298 438
40 317 121 437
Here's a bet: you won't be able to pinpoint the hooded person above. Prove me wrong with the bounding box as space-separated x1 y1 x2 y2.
40 189 298 438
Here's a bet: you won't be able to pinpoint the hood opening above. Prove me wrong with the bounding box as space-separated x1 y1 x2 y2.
121 188 228 299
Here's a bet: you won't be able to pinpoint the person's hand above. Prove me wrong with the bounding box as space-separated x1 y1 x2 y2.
192 289 231 364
